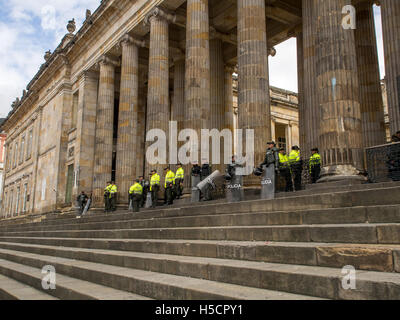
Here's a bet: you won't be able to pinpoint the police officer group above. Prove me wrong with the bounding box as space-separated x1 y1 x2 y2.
260 142 321 192
103 164 186 213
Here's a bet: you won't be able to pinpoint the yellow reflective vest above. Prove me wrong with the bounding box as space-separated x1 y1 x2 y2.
279 153 290 168
175 168 185 180
129 183 143 195
289 150 301 165
309 153 321 172
165 170 175 188
105 184 117 198
150 174 160 191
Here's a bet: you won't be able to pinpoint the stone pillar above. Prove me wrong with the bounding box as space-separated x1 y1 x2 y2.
74 70 99 197
144 7 175 177
238 0 271 176
296 30 306 155
136 66 147 178
115 35 144 203
315 0 363 180
92 55 118 205
172 55 185 134
210 37 225 171
224 66 234 135
185 0 211 163
381 0 400 134
302 0 319 158
354 0 386 147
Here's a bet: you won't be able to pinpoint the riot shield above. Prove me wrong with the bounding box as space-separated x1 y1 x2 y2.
191 175 201 203
226 167 244 203
145 192 153 209
82 198 91 216
260 164 275 200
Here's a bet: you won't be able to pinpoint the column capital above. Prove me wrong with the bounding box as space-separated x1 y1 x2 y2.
78 69 99 82
119 34 145 49
144 7 176 26
96 55 120 68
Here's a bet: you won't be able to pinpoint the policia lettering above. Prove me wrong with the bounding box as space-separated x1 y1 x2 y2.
129 180 143 212
104 181 118 212
150 170 161 208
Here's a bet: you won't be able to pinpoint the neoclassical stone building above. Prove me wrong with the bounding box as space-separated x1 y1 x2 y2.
1 0 399 217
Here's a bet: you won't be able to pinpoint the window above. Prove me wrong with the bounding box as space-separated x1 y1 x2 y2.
13 142 18 168
15 187 20 216
9 190 13 217
7 144 12 170
23 184 28 213
72 91 79 129
26 129 33 160
20 136 25 164
3 192 7 218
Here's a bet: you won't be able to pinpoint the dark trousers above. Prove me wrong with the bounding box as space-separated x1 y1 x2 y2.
104 196 111 212
131 195 141 212
165 186 174 205
280 168 293 192
151 185 160 208
140 192 147 207
175 179 183 199
110 195 116 211
292 164 303 191
311 165 321 184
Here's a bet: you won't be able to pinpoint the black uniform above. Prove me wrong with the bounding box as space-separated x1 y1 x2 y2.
260 147 280 170
140 180 150 208
77 193 88 215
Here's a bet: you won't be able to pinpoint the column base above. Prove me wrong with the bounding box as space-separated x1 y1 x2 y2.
318 165 367 184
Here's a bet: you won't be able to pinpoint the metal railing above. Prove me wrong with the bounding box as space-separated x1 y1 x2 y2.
365 142 400 183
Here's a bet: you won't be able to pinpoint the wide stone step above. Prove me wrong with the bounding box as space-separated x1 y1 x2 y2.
0 258 151 300
0 274 58 300
2 185 400 231
1 238 398 273
0 244 399 299
2 205 400 234
0 248 320 300
0 223 399 244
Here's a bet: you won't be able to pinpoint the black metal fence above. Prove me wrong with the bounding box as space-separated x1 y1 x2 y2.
365 142 400 183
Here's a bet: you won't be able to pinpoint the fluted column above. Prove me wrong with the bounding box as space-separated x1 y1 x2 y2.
224 66 234 134
302 0 319 158
115 35 144 203
354 0 386 147
144 7 174 177
185 0 211 163
238 0 271 176
93 56 118 204
172 55 185 134
381 0 400 134
210 38 224 132
296 30 306 155
136 66 148 178
315 0 363 180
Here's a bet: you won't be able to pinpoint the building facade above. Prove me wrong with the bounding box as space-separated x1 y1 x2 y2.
1 0 399 218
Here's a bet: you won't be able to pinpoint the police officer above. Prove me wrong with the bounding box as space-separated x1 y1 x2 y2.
150 170 161 208
259 141 280 171
289 146 302 191
309 148 321 184
139 176 149 208
129 179 143 212
278 148 293 192
175 164 185 199
76 191 89 218
104 181 112 212
164 167 175 205
109 181 118 211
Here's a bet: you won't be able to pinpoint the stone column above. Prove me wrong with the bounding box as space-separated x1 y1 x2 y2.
381 0 400 134
172 54 185 134
224 66 234 135
296 30 306 156
238 0 271 176
315 0 363 180
185 0 211 164
115 35 144 203
209 37 225 171
92 55 118 205
354 0 386 147
144 7 175 177
74 70 99 196
302 0 319 158
136 66 148 178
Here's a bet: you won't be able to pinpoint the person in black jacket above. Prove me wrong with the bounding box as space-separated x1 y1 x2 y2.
76 192 89 218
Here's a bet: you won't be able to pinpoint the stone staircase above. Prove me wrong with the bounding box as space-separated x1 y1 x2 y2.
0 182 400 300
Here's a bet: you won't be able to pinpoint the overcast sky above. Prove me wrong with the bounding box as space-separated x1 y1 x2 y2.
0 2 386 118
